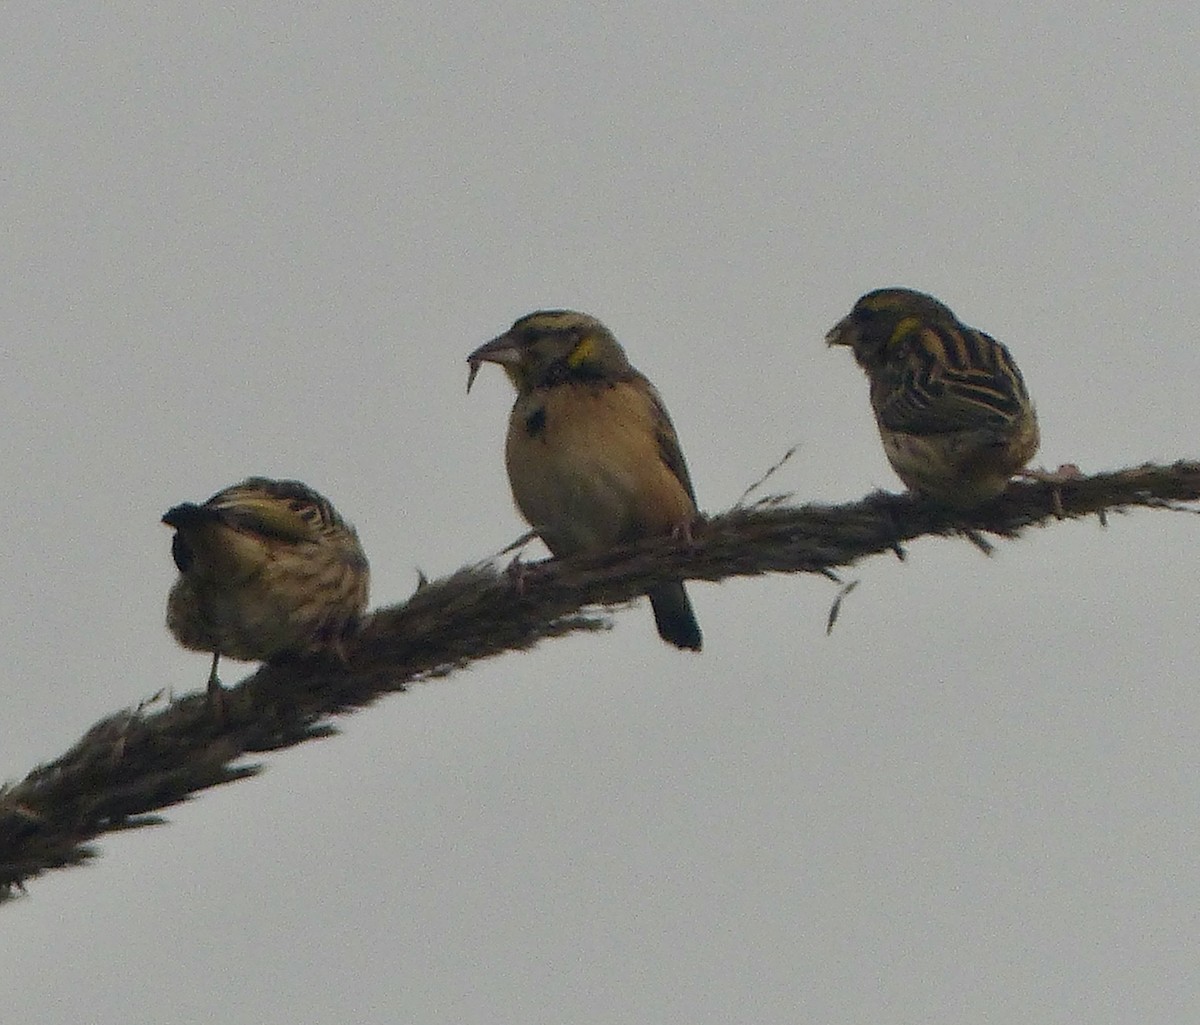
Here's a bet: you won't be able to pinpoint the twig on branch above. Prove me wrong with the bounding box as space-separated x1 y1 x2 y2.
3 459 1198 900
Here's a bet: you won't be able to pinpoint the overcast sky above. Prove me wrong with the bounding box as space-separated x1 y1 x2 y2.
4 5 1199 1023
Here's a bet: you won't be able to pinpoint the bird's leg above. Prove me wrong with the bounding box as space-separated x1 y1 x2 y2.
671 513 707 551
670 518 695 545
206 652 227 724
505 554 533 596
1019 463 1084 520
497 530 541 595
879 496 908 561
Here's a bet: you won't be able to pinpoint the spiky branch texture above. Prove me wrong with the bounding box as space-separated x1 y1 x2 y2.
3 460 1199 901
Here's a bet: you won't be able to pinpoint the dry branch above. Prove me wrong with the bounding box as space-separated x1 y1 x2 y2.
3 459 1198 900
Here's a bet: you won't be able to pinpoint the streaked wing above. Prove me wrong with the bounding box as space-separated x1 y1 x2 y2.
643 375 698 506
875 325 1029 436
208 479 328 543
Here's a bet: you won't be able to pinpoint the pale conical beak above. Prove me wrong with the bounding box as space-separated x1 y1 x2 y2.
466 333 521 393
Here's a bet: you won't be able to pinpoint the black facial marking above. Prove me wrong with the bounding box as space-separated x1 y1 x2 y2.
525 405 547 436
171 532 194 572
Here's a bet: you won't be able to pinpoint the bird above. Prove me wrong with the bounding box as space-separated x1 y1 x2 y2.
826 287 1039 508
467 309 702 651
162 477 370 712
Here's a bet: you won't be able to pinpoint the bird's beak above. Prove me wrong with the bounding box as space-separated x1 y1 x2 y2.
161 503 211 529
466 332 521 393
824 316 853 347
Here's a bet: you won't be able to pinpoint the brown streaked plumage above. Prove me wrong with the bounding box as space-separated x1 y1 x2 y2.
826 287 1039 508
468 310 702 651
163 477 370 708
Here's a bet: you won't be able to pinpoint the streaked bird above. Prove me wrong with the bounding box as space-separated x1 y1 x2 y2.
826 287 1039 507
468 310 702 651
163 477 370 710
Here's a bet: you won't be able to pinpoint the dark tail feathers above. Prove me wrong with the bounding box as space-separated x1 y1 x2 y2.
648 582 702 651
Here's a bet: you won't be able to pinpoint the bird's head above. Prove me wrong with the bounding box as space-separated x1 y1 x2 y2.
162 478 341 578
826 287 960 368
467 310 632 393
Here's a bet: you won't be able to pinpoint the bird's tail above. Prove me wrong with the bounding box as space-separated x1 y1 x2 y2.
648 582 702 651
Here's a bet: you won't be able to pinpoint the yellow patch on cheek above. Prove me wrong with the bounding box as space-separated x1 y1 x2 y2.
890 316 920 346
566 337 595 368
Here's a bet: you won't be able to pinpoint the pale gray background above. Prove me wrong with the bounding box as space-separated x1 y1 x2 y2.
4 5 1199 1023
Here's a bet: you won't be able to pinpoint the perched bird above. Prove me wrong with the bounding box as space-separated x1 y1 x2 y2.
162 477 370 709
826 287 1039 508
467 310 702 651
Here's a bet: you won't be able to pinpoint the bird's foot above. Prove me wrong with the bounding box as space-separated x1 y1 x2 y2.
1020 463 1084 519
505 554 534 596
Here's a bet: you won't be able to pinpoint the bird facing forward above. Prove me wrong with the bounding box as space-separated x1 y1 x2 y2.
163 478 370 707
467 310 702 651
826 288 1039 508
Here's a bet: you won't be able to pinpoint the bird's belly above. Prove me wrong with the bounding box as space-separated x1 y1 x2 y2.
168 577 302 659
167 554 366 660
504 389 689 555
881 420 1038 507
507 439 642 552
